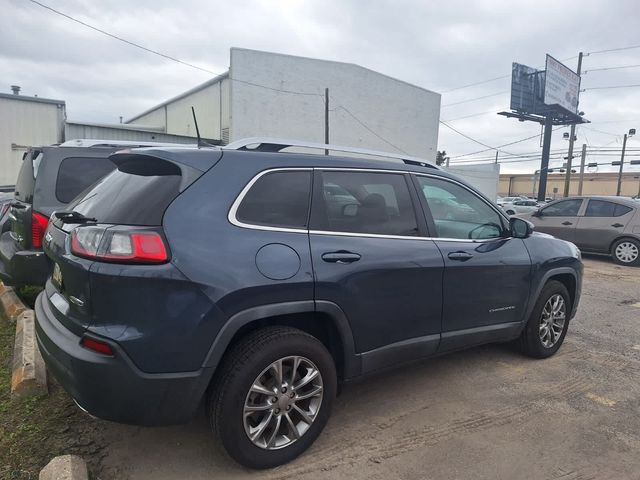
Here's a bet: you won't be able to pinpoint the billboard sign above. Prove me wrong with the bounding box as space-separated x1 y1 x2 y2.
544 55 580 114
510 62 545 115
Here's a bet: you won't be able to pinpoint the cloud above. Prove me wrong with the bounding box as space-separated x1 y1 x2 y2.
1 0 639 172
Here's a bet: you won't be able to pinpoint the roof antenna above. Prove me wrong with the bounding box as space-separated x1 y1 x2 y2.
191 106 215 148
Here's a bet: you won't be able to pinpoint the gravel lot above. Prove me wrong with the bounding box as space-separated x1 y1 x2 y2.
98 256 640 480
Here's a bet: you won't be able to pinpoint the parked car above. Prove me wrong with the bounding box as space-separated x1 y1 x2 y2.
35 139 583 469
502 199 541 216
497 195 528 206
520 196 640 266
0 139 192 287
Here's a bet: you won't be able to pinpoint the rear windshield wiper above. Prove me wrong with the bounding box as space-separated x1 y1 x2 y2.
53 211 97 224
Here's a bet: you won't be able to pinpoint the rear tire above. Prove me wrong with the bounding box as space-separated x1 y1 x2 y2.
506 210 516 215
209 326 337 469
611 238 640 266
518 280 571 359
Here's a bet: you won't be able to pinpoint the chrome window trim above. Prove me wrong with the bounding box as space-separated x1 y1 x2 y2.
227 167 312 234
228 167 511 243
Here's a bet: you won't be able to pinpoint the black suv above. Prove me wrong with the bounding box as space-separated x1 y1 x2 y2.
0 140 189 286
35 139 583 469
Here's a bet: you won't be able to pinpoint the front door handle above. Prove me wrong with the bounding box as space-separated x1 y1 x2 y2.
321 251 361 264
612 223 624 228
562 221 573 226
448 251 473 261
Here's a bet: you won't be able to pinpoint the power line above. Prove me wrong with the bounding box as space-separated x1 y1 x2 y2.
27 0 217 75
27 0 327 99
441 75 510 93
582 84 640 91
584 63 640 73
587 44 640 55
439 121 517 156
332 104 409 154
441 109 498 122
441 91 508 108
449 128 565 159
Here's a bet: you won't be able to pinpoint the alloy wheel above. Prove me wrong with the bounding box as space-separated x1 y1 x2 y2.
615 241 639 263
539 294 566 348
243 356 324 450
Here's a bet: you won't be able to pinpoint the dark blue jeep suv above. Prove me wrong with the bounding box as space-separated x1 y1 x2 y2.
34 139 582 469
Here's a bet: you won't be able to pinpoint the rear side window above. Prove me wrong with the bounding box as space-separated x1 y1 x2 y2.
615 204 633 217
236 171 312 229
541 199 582 217
55 157 117 203
585 200 616 217
68 157 183 226
311 171 419 236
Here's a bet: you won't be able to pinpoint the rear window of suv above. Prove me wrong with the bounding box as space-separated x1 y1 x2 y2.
14 149 41 203
68 156 183 226
55 157 117 203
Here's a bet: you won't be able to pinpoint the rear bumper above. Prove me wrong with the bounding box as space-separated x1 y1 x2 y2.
34 291 213 426
0 232 50 286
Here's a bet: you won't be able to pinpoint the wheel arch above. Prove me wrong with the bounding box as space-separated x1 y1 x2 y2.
202 301 359 382
525 267 580 323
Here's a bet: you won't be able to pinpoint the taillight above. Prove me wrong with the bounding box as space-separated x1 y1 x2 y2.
70 226 169 264
31 211 49 249
80 336 114 356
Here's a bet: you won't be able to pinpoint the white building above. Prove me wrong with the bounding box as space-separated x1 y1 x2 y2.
127 48 441 159
0 87 66 187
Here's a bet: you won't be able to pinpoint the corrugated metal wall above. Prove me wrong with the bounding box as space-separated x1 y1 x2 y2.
0 96 65 187
65 123 197 144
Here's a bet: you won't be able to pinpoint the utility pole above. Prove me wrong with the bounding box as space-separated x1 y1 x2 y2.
577 144 587 195
563 52 583 198
537 115 554 202
495 151 499 163
616 133 628 196
324 88 329 155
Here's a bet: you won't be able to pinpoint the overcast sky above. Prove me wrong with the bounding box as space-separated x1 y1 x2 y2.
1 0 639 173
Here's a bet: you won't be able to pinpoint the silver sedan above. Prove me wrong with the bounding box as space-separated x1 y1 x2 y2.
519 196 640 266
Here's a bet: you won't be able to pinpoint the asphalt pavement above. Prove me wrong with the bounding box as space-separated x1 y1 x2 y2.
99 256 640 480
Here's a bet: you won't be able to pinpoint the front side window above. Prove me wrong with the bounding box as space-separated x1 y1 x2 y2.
417 176 505 240
541 199 583 217
56 157 117 203
236 170 312 229
311 171 419 236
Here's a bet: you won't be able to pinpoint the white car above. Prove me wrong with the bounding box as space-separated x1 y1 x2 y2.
502 199 540 216
497 196 527 206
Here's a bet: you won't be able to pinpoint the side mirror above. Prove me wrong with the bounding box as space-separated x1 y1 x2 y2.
510 217 534 239
342 204 358 217
531 208 542 217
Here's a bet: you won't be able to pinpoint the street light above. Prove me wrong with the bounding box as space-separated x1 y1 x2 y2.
616 128 635 196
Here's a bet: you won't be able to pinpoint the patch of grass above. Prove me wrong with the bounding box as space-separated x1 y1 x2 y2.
0 320 107 479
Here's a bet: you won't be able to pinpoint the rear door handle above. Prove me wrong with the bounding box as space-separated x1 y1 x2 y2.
562 221 573 226
447 251 473 261
321 251 361 264
611 223 624 228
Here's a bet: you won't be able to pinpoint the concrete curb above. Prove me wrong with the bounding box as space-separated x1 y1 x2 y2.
0 283 26 323
11 309 48 397
39 455 89 480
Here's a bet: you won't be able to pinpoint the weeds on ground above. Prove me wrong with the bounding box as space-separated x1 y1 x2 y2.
0 318 106 479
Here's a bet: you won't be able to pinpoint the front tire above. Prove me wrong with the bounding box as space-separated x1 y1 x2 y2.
518 280 571 358
209 326 337 469
611 238 640 266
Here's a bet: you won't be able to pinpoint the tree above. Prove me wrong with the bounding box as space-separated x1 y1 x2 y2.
436 150 449 166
